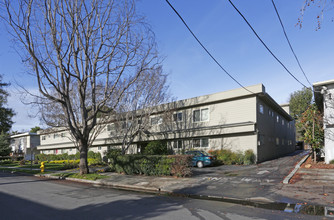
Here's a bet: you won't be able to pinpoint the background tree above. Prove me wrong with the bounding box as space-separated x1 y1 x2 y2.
30 126 41 133
288 87 313 140
289 87 313 120
2 0 161 174
0 132 11 157
0 75 14 133
298 104 324 162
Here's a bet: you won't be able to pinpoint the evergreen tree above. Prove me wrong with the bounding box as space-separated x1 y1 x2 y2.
0 75 14 133
0 132 11 157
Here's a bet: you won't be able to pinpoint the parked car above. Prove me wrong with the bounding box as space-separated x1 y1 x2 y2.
185 150 216 168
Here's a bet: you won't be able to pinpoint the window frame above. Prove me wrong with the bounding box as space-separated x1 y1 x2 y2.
193 108 209 123
173 112 183 122
173 140 183 149
193 137 209 148
259 104 264 114
151 116 163 125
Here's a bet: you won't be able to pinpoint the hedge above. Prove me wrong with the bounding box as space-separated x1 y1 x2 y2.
108 154 192 177
35 151 102 165
208 149 256 165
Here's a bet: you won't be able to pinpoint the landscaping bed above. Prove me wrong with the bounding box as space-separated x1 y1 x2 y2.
301 156 334 169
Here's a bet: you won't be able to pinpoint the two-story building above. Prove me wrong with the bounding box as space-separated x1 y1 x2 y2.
10 132 40 160
313 79 334 164
37 84 295 163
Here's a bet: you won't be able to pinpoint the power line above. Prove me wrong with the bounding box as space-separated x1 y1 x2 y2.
271 0 313 87
227 0 310 89
164 0 255 94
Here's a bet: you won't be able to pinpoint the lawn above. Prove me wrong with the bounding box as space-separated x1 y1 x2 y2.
0 167 49 175
0 162 75 170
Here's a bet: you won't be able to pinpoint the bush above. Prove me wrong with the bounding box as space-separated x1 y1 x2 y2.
143 141 170 155
208 149 256 165
106 154 192 177
36 151 102 163
169 155 192 177
0 159 13 164
244 150 256 165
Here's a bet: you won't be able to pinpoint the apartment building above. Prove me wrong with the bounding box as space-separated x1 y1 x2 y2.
10 132 40 160
37 84 295 163
313 79 334 163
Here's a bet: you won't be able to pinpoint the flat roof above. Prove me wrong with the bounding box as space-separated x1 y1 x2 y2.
313 79 334 87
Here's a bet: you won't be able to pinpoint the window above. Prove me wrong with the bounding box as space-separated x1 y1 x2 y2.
276 138 280 146
122 121 132 129
282 119 285 126
193 139 200 148
69 148 72 152
193 138 209 148
201 138 209 148
276 115 280 123
258 134 264 146
193 108 209 122
107 124 115 131
259 104 264 114
151 116 163 125
268 109 271 116
98 146 102 150
42 136 46 140
173 140 183 149
173 112 183 122
61 133 65 138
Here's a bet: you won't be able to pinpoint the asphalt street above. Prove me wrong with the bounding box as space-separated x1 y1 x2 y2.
0 172 322 220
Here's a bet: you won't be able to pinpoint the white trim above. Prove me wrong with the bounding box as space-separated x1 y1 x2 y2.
193 107 210 123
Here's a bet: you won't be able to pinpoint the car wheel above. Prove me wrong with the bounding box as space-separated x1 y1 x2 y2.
197 161 204 168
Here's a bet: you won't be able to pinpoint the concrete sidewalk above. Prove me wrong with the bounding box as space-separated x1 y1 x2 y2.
35 149 334 209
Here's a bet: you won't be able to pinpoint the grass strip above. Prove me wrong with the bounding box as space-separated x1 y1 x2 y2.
52 172 109 181
0 167 50 175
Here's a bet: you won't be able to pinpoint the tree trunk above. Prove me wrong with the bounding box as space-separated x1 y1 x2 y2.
79 142 89 175
313 149 317 163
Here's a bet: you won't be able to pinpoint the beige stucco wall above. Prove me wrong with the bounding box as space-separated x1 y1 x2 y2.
36 84 295 163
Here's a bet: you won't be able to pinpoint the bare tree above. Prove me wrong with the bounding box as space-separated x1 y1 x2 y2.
110 66 171 154
1 0 161 174
297 0 334 30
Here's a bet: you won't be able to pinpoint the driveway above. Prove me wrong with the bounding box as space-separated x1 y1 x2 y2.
173 150 309 201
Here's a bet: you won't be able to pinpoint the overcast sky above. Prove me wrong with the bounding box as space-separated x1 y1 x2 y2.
0 0 333 132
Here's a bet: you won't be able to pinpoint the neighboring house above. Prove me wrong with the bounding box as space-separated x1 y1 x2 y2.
10 132 40 160
313 79 334 164
36 84 295 163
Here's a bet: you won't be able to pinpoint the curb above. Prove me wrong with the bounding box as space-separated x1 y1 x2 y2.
283 153 310 184
35 173 162 194
35 172 278 207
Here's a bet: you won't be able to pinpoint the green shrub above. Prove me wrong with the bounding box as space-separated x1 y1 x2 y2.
244 150 256 165
0 159 13 164
107 154 192 177
36 151 102 163
208 149 256 165
143 141 169 155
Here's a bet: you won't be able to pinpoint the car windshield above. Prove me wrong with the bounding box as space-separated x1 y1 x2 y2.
200 151 209 156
